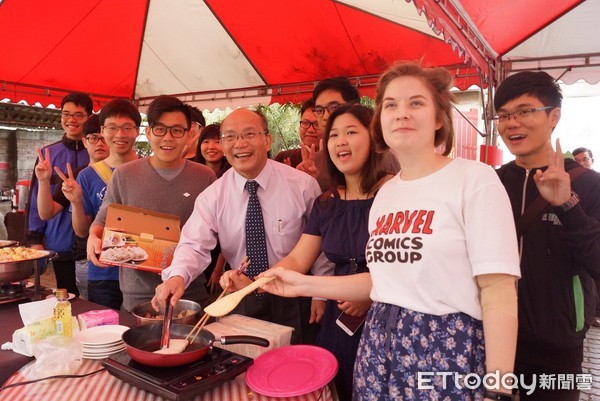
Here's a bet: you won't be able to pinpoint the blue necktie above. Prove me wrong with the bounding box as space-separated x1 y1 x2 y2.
244 180 269 278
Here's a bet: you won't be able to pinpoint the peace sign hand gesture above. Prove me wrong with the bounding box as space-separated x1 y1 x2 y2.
533 139 572 206
55 163 83 203
296 141 320 179
34 148 53 182
180 130 201 159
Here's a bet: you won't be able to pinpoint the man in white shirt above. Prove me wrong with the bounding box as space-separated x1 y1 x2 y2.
153 108 328 343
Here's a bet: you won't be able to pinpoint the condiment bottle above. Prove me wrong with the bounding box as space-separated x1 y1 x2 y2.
53 289 72 336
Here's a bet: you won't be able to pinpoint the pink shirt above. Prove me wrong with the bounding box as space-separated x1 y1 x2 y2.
162 160 331 286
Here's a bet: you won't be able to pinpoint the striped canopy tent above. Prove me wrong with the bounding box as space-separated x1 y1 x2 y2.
0 0 598 112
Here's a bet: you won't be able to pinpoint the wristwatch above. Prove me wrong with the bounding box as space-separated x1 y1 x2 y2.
484 390 514 401
557 191 580 212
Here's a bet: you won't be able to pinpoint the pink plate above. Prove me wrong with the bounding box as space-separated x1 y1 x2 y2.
245 345 338 397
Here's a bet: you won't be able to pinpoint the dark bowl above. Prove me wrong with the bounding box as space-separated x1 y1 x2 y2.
131 299 202 326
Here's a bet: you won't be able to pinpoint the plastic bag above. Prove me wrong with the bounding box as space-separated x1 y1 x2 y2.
21 335 83 381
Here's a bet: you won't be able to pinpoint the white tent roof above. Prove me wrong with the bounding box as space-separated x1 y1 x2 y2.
502 0 600 85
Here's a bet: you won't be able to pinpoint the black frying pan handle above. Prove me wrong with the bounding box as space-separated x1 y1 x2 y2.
219 335 270 347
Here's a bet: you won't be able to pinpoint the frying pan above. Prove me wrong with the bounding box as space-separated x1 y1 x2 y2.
122 323 270 367
0 249 55 283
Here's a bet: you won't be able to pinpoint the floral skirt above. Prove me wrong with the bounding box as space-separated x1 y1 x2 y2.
353 302 485 401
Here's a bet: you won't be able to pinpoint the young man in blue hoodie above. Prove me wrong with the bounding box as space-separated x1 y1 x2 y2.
27 92 92 296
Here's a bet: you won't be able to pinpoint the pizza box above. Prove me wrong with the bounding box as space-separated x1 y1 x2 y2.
98 203 180 273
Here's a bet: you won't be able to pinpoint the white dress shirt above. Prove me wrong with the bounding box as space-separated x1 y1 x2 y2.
162 159 332 286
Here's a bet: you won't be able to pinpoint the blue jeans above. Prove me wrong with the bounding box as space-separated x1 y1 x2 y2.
88 280 122 310
75 259 88 300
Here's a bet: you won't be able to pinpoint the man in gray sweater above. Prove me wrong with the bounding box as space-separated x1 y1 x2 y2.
87 96 216 311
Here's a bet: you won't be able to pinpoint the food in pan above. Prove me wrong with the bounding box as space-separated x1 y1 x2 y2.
142 310 195 319
154 339 189 354
0 246 48 263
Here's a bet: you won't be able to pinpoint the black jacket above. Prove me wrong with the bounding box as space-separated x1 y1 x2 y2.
497 159 600 358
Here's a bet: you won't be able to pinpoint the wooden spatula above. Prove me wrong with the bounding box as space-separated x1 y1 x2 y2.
203 276 274 317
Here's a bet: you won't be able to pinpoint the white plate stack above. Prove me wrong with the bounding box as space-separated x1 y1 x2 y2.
76 325 129 360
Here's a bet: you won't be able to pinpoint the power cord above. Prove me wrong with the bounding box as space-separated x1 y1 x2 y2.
0 367 106 392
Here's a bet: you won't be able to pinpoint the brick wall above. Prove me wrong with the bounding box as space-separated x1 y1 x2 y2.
0 131 16 190
0 128 63 190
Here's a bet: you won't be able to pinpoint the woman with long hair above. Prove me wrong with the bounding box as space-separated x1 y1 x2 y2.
193 123 230 177
261 104 395 400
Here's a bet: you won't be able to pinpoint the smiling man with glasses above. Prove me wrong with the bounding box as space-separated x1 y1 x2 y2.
26 92 93 297
274 98 323 168
153 107 332 344
312 77 359 131
296 78 361 191
34 113 109 300
87 95 216 312
58 98 142 309
495 71 600 401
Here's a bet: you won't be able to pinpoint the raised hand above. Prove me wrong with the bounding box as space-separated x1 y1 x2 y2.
54 163 83 203
180 130 201 159
533 139 572 206
296 141 320 179
218 269 254 292
34 148 53 182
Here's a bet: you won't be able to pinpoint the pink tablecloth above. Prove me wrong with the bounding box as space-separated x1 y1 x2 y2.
1 359 333 401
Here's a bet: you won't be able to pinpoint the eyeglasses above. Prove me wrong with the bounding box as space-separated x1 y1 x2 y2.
299 120 320 129
150 125 188 138
312 102 344 118
220 130 268 144
102 125 139 135
575 156 591 163
493 106 554 124
61 111 88 120
85 135 106 144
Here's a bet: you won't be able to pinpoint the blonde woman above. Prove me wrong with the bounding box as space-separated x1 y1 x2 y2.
261 62 520 401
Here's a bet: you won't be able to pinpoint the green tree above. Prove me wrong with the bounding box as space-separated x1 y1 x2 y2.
199 96 375 159
360 96 375 109
135 141 153 157
201 103 302 157
256 103 301 156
